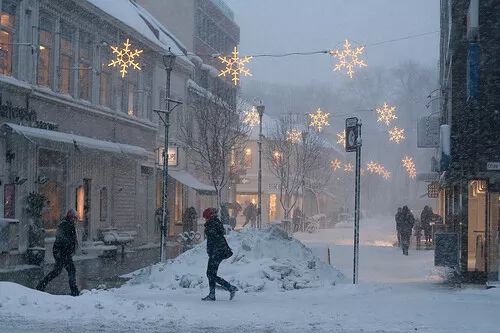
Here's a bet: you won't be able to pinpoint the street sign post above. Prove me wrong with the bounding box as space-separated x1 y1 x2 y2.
345 117 362 284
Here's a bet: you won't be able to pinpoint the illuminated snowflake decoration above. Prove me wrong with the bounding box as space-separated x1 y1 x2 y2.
309 108 330 132
382 170 391 180
336 130 346 146
330 40 367 79
108 39 143 78
243 107 260 127
218 46 253 86
330 159 342 171
402 156 417 179
344 162 354 173
367 161 378 173
388 127 406 144
374 164 385 175
376 102 397 126
286 128 302 144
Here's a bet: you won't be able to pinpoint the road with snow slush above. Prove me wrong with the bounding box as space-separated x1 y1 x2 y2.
1 217 500 333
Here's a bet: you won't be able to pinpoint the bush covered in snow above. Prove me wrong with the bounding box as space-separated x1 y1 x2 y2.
127 226 345 292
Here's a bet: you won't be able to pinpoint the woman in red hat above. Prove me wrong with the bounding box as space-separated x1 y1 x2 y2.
202 207 237 301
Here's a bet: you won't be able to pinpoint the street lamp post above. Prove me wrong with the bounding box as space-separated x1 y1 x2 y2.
301 130 309 227
155 49 182 263
256 104 265 229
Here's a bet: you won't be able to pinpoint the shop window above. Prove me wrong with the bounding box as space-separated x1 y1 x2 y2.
79 32 92 101
269 194 277 222
99 187 108 222
3 184 15 218
59 22 75 94
244 148 252 169
0 1 16 76
38 149 67 230
38 16 54 87
99 45 112 107
467 180 487 272
75 185 84 221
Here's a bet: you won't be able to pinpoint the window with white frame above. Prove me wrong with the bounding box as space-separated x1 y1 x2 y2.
79 32 92 101
37 16 54 87
58 22 74 94
99 43 112 108
0 0 16 76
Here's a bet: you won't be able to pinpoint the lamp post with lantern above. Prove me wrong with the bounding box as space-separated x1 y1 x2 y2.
155 48 182 262
256 104 265 229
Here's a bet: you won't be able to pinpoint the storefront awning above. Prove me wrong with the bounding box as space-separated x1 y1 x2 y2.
2 123 149 158
169 169 216 194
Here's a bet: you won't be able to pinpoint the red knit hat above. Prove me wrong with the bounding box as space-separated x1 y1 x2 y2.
202 208 217 220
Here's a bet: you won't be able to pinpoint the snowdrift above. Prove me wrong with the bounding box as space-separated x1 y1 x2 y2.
127 226 345 292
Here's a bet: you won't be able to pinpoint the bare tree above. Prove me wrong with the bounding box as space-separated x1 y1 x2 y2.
264 117 323 219
178 85 249 207
304 152 335 215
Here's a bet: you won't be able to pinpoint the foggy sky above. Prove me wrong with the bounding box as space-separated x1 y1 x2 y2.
225 0 440 85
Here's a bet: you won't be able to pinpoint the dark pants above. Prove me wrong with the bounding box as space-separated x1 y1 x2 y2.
401 233 411 255
37 253 79 296
207 256 231 293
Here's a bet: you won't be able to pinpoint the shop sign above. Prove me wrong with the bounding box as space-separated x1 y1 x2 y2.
158 147 178 166
487 162 500 171
417 115 440 148
427 182 440 198
0 101 37 122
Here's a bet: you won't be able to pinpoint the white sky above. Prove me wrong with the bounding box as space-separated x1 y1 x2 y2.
225 0 440 85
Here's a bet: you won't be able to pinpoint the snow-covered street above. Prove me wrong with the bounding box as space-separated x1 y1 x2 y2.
1 217 500 332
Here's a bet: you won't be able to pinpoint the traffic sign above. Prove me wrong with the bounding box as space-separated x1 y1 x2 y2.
345 117 359 152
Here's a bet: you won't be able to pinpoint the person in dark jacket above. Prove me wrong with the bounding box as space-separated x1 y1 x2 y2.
400 206 415 256
242 202 257 228
36 209 79 296
420 206 433 245
395 207 403 247
202 207 237 301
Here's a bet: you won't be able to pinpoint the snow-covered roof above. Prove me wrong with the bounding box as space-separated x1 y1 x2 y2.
3 123 149 158
85 0 189 62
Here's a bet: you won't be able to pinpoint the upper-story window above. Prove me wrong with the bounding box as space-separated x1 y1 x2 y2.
143 67 153 120
79 33 93 101
120 70 138 117
99 43 112 108
58 22 74 94
38 16 54 87
244 148 252 169
0 1 16 76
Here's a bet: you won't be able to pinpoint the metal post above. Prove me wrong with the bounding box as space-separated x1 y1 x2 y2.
257 104 265 229
353 123 362 284
159 67 172 263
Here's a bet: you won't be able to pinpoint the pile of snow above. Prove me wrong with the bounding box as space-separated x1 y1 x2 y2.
126 226 345 292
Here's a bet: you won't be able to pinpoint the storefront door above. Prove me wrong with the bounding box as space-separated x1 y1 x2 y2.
487 192 500 281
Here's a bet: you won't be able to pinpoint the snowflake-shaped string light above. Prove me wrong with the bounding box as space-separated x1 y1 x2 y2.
344 162 354 173
367 161 378 173
330 159 342 171
376 102 397 126
309 108 330 132
388 127 406 144
336 130 346 147
218 46 252 86
374 164 385 175
330 40 367 79
382 170 391 180
108 39 143 78
286 128 302 144
401 156 417 179
243 107 260 127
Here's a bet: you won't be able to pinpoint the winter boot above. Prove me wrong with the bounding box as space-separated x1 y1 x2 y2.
229 285 238 300
202 291 216 301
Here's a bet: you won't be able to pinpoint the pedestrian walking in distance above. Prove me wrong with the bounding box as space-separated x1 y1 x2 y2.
395 207 403 247
202 207 238 301
400 206 415 256
36 209 79 296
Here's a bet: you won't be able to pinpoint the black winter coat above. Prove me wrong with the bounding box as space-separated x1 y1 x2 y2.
204 216 232 259
53 218 77 257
